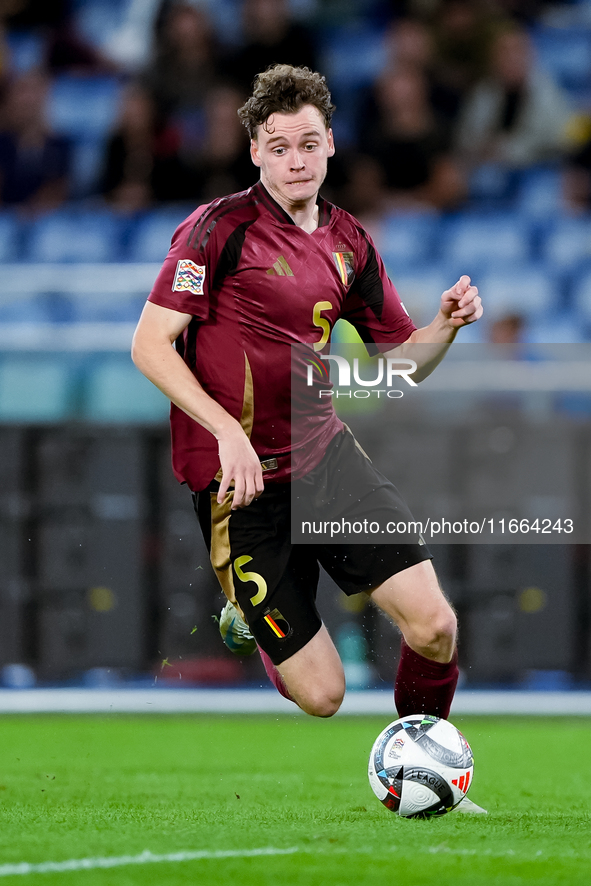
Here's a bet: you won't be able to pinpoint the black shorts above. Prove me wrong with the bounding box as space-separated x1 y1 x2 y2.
195 428 431 665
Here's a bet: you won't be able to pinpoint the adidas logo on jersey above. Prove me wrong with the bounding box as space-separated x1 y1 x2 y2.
266 256 294 276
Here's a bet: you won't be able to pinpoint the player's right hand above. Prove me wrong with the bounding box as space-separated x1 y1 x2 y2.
216 425 264 508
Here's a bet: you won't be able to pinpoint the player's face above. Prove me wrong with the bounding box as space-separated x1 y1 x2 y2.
250 105 335 211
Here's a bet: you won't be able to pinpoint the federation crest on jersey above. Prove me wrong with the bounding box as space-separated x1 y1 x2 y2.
332 251 355 287
172 259 206 295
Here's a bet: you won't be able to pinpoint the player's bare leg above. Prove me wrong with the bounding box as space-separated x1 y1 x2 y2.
275 624 346 718
369 559 459 719
370 559 456 661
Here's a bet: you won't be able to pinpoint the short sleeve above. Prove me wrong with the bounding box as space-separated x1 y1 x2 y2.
148 204 212 320
341 228 416 350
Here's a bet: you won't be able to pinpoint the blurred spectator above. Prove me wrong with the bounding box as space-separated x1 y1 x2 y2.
563 117 591 212
323 152 394 235
2 0 68 29
183 83 255 203
101 0 162 72
0 21 9 98
143 2 220 118
4 0 109 74
99 82 190 212
358 65 466 211
0 69 70 211
382 16 462 123
226 0 317 93
489 313 525 344
46 20 110 74
455 26 573 168
101 82 254 212
428 0 505 108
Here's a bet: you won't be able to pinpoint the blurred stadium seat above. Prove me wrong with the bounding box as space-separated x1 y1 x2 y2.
68 291 145 324
541 216 591 269
85 359 170 422
0 213 20 262
379 214 439 270
0 263 158 349
318 23 387 143
320 24 387 90
515 166 564 219
48 75 123 141
26 211 123 262
69 139 109 199
388 267 452 328
467 163 517 207
526 316 586 343
5 29 46 73
441 215 533 275
478 266 556 320
531 26 591 91
74 0 133 49
47 75 123 199
126 208 192 263
0 357 72 421
570 268 591 327
0 291 54 325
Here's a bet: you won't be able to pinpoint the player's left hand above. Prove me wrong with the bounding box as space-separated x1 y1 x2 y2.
440 275 482 328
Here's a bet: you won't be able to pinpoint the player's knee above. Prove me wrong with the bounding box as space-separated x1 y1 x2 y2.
300 682 345 718
411 605 457 659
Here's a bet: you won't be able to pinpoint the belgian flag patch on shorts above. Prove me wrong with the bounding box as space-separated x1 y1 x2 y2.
263 608 291 639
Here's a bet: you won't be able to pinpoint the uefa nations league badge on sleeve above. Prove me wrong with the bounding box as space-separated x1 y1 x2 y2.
172 259 206 295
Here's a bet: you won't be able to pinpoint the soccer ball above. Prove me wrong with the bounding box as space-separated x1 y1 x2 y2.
368 714 474 818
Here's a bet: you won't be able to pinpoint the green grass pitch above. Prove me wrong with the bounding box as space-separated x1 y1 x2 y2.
1 714 591 885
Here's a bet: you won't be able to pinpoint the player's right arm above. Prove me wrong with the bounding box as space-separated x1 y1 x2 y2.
131 301 264 508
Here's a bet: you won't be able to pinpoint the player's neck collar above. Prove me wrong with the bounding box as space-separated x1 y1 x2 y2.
253 181 332 229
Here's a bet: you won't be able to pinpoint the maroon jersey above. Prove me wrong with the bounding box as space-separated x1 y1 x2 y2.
148 181 416 491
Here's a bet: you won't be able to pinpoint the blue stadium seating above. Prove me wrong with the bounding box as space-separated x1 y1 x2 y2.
26 210 123 262
0 357 73 421
531 26 591 91
515 166 564 219
5 29 46 73
0 213 20 262
478 266 557 321
541 215 591 270
0 292 55 325
467 163 518 207
318 23 387 144
67 291 145 324
69 138 109 199
440 214 533 277
388 267 453 327
48 75 123 141
126 208 193 263
379 214 439 270
84 358 170 422
570 268 591 328
319 23 387 90
526 316 586 343
74 0 132 50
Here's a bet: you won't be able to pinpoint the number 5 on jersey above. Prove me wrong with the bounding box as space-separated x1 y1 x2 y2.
313 301 333 352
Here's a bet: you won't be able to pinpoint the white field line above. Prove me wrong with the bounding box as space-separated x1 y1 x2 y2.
0 847 299 877
0 843 581 875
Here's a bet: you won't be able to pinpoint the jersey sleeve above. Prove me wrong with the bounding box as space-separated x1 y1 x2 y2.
147 204 213 319
341 227 417 350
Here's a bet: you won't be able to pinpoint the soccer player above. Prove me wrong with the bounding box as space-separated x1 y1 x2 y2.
132 64 482 721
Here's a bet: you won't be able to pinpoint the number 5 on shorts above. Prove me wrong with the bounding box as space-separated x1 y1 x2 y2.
234 555 268 606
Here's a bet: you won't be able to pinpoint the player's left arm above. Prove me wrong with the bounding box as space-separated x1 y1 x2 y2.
385 275 482 382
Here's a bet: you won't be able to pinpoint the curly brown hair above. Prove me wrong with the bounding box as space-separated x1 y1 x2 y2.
238 64 335 139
